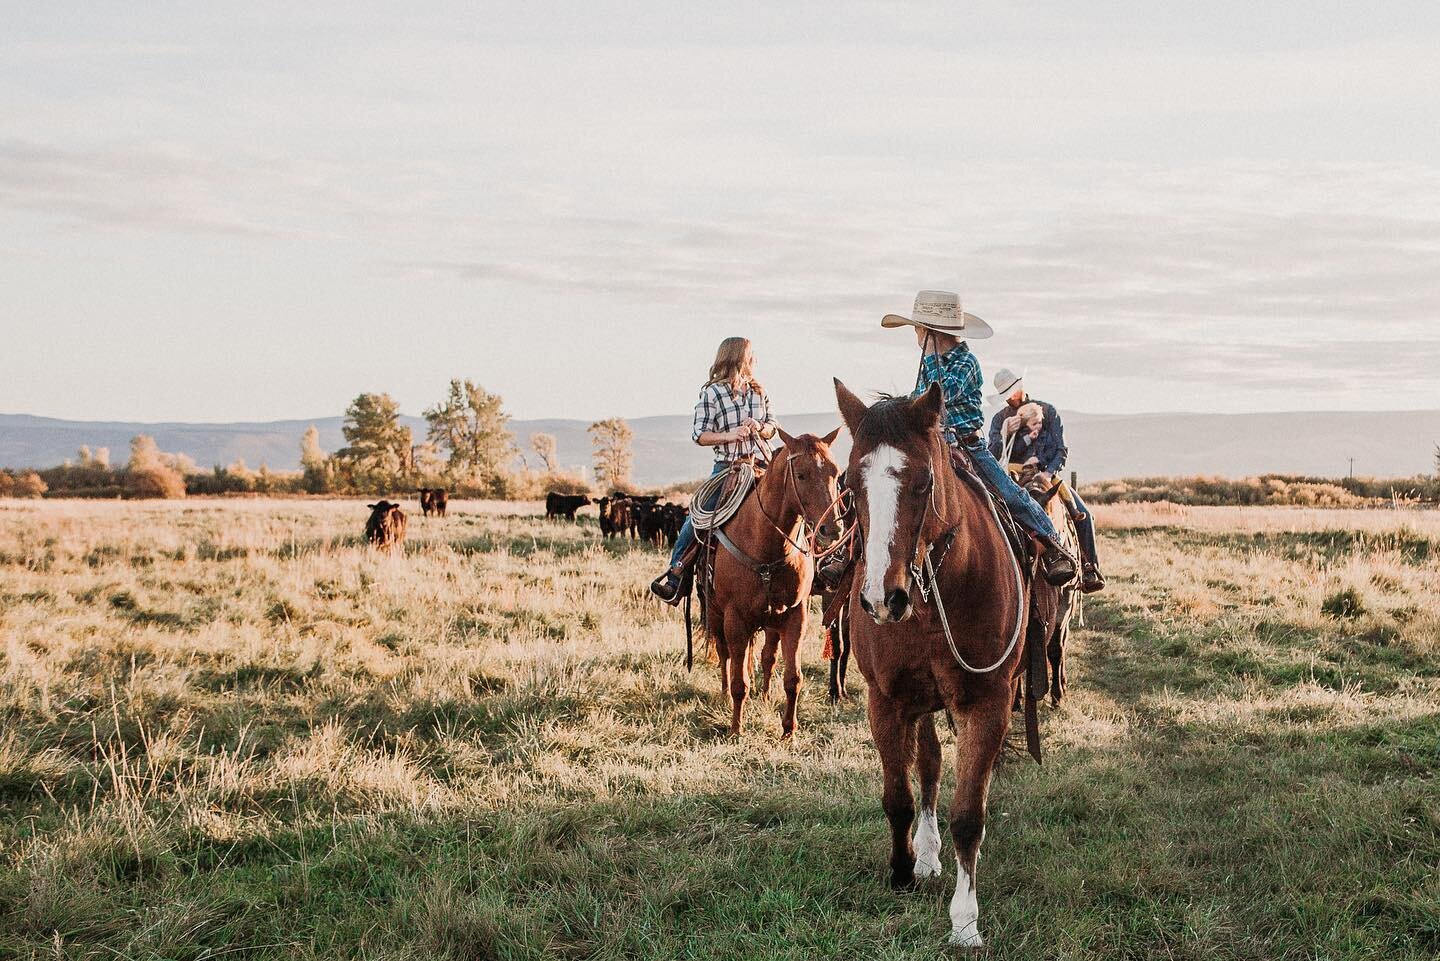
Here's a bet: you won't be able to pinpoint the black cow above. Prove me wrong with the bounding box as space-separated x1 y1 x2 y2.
365 501 407 551
546 491 592 521
418 488 449 517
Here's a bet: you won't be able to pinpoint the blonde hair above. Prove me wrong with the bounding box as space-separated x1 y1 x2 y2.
705 337 764 396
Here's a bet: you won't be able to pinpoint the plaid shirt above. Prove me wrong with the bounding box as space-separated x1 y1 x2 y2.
912 343 985 440
692 381 777 462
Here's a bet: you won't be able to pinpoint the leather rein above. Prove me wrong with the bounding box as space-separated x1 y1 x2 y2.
818 450 1027 675
710 448 820 602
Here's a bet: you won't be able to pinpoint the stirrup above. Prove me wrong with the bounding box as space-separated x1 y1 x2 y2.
650 571 684 605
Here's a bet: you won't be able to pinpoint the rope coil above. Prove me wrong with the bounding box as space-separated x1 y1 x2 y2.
689 462 757 532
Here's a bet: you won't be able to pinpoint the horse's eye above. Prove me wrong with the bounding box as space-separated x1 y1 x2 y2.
914 472 933 496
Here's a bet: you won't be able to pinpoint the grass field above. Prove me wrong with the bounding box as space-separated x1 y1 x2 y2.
1 497 1436 960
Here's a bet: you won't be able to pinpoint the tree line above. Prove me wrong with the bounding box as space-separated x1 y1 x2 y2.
4 379 640 500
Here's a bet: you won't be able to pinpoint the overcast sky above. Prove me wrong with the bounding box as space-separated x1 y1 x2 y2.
4 2 1439 425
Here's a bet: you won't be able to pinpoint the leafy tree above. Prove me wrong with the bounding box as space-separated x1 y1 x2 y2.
125 435 186 499
338 393 410 488
530 433 558 472
13 471 47 498
424 379 515 484
589 418 634 491
300 425 333 493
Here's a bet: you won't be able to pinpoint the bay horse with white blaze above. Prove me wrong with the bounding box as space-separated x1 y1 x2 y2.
834 380 1029 949
702 428 840 737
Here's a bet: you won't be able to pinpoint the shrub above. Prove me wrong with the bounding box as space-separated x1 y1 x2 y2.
1321 587 1366 619
13 472 47 498
126 467 187 500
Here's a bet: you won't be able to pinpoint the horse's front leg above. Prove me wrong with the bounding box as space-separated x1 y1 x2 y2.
867 688 918 888
724 609 754 736
1049 617 1069 707
758 627 780 701
710 609 729 702
946 680 1013 948
778 603 805 738
828 607 851 703
912 712 943 878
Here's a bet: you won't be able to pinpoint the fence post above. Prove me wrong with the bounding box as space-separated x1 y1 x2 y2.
1070 470 1078 490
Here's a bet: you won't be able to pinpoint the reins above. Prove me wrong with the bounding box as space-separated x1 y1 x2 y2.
709 445 824 604
913 458 1027 674
835 445 1026 675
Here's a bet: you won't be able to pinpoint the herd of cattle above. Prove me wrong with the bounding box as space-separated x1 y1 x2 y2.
363 488 687 550
545 491 687 547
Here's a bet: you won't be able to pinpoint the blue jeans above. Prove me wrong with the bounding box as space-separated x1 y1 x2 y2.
958 436 1059 541
1070 487 1099 566
668 461 729 568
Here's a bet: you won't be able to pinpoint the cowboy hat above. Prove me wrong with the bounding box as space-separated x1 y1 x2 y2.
881 289 993 339
988 366 1027 403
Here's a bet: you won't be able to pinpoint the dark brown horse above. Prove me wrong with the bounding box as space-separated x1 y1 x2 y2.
703 428 840 737
1017 468 1081 706
834 380 1029 949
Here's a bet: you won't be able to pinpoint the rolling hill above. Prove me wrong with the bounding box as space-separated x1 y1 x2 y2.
2 409 1437 487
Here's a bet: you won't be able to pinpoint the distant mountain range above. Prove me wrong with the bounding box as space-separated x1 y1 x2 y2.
2 409 1437 487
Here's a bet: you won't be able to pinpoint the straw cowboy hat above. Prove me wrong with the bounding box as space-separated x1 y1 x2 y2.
989 366 1027 403
881 289 993 339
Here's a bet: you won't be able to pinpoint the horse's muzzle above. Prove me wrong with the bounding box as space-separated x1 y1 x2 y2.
884 587 913 622
860 585 914 624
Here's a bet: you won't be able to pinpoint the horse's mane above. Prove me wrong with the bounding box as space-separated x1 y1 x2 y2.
854 393 932 447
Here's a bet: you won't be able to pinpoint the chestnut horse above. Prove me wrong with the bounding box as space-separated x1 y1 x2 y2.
703 428 840 737
834 380 1029 949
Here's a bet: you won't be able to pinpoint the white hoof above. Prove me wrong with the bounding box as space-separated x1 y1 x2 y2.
947 923 984 949
948 858 982 949
913 808 942 878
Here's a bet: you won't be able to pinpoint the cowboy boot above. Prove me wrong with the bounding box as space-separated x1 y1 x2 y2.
1037 535 1078 587
650 542 699 605
815 542 853 591
1080 563 1106 594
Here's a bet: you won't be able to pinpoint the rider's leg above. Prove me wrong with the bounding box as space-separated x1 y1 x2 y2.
961 439 1059 539
1068 487 1105 593
652 462 727 601
958 438 1076 586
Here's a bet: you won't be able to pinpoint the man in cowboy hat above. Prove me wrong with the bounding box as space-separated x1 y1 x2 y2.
882 290 1077 586
988 367 1104 592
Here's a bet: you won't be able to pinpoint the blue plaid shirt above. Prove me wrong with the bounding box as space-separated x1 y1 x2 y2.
912 343 985 440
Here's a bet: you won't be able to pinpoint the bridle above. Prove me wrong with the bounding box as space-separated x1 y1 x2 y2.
845 444 1027 675
754 447 818 556
710 443 833 603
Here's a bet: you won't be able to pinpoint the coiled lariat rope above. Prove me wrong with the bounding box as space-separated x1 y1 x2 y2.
689 461 757 532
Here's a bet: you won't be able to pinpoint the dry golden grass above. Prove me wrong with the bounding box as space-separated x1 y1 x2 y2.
0 496 1436 959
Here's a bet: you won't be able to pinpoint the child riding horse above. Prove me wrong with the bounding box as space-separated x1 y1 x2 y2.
882 290 1077 586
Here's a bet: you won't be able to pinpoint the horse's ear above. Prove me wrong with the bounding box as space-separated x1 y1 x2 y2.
776 426 796 448
820 426 841 446
834 379 867 435
913 381 944 431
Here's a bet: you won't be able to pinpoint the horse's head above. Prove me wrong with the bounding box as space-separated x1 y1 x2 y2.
773 426 843 545
835 379 946 624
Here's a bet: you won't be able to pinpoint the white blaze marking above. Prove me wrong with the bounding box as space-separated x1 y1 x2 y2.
913 807 942 878
948 858 983 948
860 444 905 614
